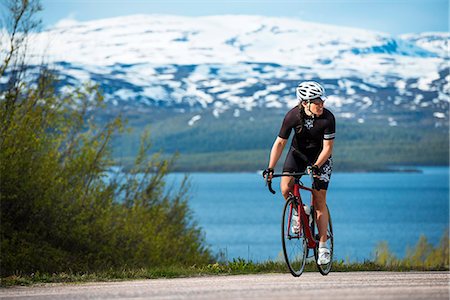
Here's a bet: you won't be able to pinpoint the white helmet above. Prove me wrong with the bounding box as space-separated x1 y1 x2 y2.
296 81 326 102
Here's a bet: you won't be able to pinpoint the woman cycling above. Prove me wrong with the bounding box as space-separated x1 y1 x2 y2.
263 81 335 265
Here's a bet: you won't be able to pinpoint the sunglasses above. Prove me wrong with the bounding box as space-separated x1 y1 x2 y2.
309 98 325 105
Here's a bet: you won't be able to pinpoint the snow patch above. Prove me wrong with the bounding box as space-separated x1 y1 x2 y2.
417 72 440 91
388 117 397 126
433 112 446 119
339 112 355 118
188 115 201 126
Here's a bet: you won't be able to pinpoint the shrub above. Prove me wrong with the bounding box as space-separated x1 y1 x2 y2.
0 0 211 276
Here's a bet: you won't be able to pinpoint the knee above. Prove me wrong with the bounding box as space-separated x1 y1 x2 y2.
280 182 291 199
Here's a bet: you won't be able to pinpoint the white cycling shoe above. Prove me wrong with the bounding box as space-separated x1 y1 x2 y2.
317 247 331 265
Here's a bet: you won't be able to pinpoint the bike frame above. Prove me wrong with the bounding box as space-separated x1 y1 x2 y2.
266 171 317 249
292 180 316 249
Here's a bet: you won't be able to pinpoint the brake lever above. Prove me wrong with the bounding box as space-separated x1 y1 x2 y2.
306 166 315 180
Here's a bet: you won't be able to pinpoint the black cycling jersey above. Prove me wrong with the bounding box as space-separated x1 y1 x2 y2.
278 106 335 160
278 106 336 190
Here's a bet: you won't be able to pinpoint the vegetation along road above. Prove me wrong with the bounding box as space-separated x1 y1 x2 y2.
2 272 448 299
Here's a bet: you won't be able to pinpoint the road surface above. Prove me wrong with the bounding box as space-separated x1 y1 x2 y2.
1 272 448 299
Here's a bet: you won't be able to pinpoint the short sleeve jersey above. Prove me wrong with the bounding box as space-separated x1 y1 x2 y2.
278 107 336 157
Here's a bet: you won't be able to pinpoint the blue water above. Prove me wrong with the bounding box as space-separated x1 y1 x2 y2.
167 167 449 262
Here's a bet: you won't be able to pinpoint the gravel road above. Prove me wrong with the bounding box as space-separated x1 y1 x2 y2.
1 272 448 300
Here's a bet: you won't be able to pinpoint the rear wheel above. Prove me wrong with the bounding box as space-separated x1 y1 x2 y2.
312 205 333 275
281 197 308 277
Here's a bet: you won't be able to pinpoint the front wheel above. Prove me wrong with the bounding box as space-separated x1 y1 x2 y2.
312 204 334 275
281 197 308 277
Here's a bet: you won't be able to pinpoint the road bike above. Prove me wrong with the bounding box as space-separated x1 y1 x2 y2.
265 168 333 277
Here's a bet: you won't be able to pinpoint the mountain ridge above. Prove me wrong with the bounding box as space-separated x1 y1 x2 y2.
1 14 449 127
34 14 444 66
1 14 448 171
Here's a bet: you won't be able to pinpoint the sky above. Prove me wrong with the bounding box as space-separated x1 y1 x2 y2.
38 0 449 36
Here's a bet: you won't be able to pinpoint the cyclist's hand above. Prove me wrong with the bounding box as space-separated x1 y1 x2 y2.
307 165 320 177
262 168 274 181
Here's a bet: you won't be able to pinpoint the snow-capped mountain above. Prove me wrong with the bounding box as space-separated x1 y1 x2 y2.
3 14 449 126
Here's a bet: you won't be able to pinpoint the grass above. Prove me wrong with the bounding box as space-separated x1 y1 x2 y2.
2 259 447 287
2 230 448 287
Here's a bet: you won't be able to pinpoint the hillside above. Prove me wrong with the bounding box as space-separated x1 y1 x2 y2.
1 14 448 171
108 108 448 172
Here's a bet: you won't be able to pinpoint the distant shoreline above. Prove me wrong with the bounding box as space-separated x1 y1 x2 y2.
174 165 448 173
115 165 449 174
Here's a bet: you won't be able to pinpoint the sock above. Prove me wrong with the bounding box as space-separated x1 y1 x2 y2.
319 242 327 248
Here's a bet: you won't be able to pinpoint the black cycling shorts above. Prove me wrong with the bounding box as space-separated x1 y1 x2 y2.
282 148 333 191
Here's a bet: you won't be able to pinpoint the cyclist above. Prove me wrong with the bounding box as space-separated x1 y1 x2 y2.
263 81 335 265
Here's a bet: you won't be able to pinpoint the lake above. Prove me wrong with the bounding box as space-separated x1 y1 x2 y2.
167 167 449 262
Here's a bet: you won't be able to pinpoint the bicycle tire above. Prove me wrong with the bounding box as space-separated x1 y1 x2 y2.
281 197 308 277
312 204 334 275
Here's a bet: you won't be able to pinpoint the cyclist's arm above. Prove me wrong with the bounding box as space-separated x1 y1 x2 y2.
313 139 334 168
268 136 288 169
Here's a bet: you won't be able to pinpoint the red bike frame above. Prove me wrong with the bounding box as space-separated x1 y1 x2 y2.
265 170 318 249
290 181 316 249
265 169 333 276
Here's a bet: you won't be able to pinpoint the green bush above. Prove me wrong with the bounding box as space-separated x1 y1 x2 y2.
0 72 212 275
0 0 212 276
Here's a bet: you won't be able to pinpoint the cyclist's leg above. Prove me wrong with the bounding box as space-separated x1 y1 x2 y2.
312 189 328 243
280 176 294 200
281 148 304 200
312 157 333 243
